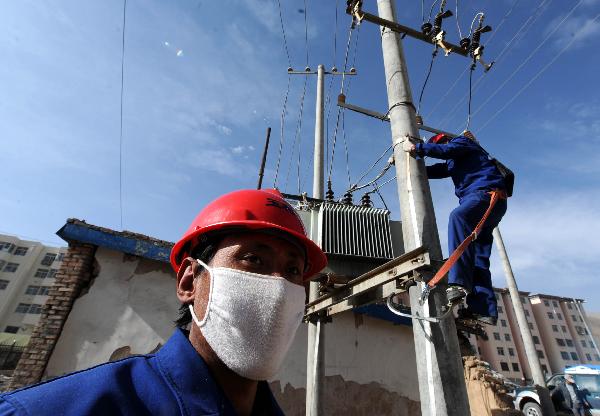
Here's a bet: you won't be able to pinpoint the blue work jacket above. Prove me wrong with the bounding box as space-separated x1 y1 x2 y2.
415 136 505 200
0 329 284 415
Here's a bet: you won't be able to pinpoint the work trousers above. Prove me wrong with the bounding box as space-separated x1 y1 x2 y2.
448 190 507 318
572 403 585 416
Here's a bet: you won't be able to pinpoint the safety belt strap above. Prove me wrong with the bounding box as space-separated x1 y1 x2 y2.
427 189 506 289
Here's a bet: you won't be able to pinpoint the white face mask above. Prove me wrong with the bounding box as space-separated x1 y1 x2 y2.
189 259 306 380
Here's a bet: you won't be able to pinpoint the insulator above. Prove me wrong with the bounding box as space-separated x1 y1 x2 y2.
338 93 346 103
421 22 432 36
349 67 356 73
287 67 293 72
326 182 335 202
469 41 480 56
460 38 471 50
342 192 353 205
305 66 311 72
415 114 423 125
331 66 338 73
360 193 372 207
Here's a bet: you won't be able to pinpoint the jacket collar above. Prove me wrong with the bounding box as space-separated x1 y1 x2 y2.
156 328 282 415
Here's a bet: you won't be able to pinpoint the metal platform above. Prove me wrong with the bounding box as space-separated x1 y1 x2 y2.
304 246 431 320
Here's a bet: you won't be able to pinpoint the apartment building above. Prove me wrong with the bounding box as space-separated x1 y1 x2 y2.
0 234 66 336
474 289 599 383
530 294 600 374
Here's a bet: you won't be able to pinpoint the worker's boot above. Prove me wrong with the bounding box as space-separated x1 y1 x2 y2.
446 285 467 306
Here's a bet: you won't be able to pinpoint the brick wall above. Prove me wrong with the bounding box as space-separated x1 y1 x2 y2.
7 242 97 390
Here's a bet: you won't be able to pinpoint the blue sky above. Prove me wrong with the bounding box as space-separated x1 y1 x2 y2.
2 0 600 310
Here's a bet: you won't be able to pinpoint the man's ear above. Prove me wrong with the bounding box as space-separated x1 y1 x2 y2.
176 257 199 304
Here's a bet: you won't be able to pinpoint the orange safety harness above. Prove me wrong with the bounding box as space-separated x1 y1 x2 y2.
420 189 507 304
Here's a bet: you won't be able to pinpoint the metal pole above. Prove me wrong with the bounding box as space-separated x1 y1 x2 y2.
306 64 325 416
376 1 470 415
573 298 600 357
493 227 556 416
257 127 271 189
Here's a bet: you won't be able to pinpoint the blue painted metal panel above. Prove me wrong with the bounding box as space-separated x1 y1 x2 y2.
57 223 172 263
354 303 412 326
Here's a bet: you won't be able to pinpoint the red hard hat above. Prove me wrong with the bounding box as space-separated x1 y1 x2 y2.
170 189 327 280
428 133 450 144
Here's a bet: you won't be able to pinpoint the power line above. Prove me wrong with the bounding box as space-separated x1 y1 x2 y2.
284 75 308 192
303 0 310 66
275 0 291 67
417 46 438 115
479 12 600 132
439 0 552 128
118 0 127 231
273 74 291 188
471 0 585 120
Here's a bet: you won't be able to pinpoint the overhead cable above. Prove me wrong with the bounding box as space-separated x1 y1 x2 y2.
273 75 291 188
479 12 600 132
472 0 585 120
303 0 310 66
118 0 127 230
275 0 292 67
283 75 308 192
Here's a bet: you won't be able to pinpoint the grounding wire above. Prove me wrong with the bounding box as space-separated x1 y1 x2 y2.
417 46 438 115
439 0 552 128
479 12 600 133
465 65 474 130
425 0 522 120
468 13 484 38
428 0 441 22
351 144 393 189
118 0 127 230
471 0 585 121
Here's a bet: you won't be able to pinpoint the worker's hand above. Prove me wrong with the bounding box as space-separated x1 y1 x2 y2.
402 140 416 156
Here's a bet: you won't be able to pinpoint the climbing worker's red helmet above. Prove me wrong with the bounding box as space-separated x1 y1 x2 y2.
428 133 451 144
170 189 327 281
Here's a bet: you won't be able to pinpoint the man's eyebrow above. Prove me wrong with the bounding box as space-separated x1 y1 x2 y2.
250 242 303 260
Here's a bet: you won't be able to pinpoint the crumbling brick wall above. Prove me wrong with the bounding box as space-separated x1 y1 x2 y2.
7 242 97 390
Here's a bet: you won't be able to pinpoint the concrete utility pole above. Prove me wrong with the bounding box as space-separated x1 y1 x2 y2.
307 64 325 416
376 0 470 415
493 227 556 416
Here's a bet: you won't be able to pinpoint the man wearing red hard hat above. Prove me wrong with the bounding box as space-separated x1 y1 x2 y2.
0 189 327 416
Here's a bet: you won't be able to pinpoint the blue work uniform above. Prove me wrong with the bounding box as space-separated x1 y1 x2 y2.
415 135 508 318
0 328 284 416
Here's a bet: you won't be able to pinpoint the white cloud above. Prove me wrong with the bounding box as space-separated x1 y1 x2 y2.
550 14 600 50
231 146 244 154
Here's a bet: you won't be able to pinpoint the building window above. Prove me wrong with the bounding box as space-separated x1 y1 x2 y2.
547 312 554 319
28 304 42 314
532 336 540 345
38 286 50 296
0 260 4 271
553 300 558 307
562 326 567 333
560 351 569 360
541 365 548 373
512 363 520 372
0 279 9 290
552 325 558 332
57 253 64 262
505 334 511 341
596 355 600 361
0 242 15 253
582 340 587 348
572 315 577 322
508 348 515 357
4 326 19 334
14 247 28 256
524 310 530 317
495 293 500 300
586 354 592 361
47 269 57 279
41 253 57 266
528 322 534 330
25 285 40 295
567 303 573 310
15 303 30 313
3 262 19 273
520 296 527 304
557 313 563 320
498 306 504 314
34 269 48 278
478 347 482 355
501 320 507 327
571 352 579 361
566 339 573 347
500 362 509 371
497 347 505 356
543 300 550 307
556 338 565 347
493 332 501 341
537 350 545 359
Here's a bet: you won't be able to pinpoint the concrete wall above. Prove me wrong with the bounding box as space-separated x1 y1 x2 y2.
43 247 421 415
